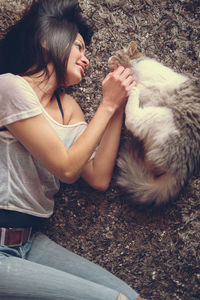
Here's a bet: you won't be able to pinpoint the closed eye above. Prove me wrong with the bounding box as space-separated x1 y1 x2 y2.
76 43 82 50
74 40 85 52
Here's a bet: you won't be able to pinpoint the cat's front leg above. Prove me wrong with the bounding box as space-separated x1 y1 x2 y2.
125 86 140 130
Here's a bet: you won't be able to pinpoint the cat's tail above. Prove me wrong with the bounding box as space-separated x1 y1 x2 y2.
116 141 181 206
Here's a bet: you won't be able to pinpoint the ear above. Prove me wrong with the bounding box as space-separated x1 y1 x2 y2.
128 41 137 57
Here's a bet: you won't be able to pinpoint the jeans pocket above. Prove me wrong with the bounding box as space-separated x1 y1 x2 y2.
0 240 32 261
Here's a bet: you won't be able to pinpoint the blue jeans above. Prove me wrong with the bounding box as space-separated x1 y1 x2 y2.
0 232 139 300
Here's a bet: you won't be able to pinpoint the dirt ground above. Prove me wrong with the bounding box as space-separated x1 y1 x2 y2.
0 0 200 299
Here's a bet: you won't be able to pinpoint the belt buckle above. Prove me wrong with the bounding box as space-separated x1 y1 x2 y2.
8 228 25 247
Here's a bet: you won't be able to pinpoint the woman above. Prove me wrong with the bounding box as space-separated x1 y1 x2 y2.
0 0 144 299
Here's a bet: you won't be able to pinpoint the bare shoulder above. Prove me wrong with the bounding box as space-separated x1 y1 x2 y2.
61 93 85 125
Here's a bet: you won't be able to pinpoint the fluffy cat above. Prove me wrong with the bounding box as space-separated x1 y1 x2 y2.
108 42 200 206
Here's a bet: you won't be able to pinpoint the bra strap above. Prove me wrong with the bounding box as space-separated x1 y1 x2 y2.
0 127 7 131
54 91 64 121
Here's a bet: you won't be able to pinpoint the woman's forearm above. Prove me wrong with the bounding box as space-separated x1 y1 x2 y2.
81 107 124 190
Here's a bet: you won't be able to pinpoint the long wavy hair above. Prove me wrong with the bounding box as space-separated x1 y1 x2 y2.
0 0 93 87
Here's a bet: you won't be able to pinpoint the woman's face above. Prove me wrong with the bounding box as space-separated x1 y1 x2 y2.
65 33 89 86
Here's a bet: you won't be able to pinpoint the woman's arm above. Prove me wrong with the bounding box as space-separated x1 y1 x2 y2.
7 67 135 185
81 68 136 190
80 106 124 190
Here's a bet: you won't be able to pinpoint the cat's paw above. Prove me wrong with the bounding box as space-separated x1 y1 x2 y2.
125 86 140 111
129 86 139 98
124 117 133 131
125 87 140 128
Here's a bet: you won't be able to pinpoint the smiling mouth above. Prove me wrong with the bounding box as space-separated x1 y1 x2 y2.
77 64 85 75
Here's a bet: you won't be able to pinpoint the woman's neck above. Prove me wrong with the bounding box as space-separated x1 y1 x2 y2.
22 68 57 107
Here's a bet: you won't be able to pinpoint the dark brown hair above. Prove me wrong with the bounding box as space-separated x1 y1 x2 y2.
0 0 93 87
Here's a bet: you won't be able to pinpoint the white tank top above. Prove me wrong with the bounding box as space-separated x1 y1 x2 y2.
0 73 91 217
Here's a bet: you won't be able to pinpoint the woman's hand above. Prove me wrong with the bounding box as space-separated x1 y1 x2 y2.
101 66 136 113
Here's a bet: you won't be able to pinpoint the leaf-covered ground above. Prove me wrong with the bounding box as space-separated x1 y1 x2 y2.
1 1 200 299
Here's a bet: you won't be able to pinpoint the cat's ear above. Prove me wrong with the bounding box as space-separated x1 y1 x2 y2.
128 41 137 58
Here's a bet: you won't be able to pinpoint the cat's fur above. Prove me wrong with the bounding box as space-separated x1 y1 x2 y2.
108 42 200 206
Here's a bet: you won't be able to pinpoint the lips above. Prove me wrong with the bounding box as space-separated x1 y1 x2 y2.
77 64 85 75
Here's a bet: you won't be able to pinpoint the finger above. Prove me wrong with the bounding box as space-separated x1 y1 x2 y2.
112 65 125 76
121 78 136 93
123 75 136 87
127 80 137 91
120 68 132 79
107 68 132 84
114 66 133 78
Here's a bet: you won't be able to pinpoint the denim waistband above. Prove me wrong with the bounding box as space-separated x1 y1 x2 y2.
0 237 33 261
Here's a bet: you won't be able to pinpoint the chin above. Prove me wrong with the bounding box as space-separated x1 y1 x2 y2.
66 72 82 86
66 78 82 87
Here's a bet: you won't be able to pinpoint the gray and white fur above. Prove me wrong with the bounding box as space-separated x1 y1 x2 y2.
108 42 200 206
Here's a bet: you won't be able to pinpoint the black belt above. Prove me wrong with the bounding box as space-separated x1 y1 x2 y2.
0 210 45 228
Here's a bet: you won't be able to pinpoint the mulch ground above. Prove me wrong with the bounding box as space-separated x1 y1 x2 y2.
1 1 200 299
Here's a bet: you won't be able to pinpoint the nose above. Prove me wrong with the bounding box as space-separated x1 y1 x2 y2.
81 54 89 66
